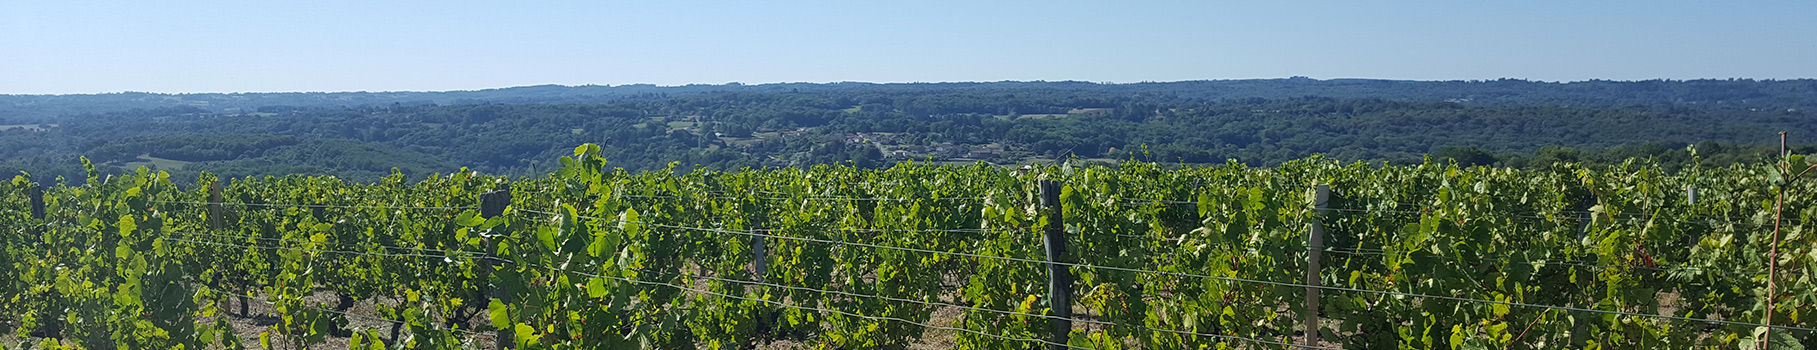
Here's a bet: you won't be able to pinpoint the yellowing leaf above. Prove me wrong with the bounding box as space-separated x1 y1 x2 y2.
118 214 136 238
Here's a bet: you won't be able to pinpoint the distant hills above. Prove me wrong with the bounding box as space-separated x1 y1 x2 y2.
5 78 1813 122
3 78 1814 183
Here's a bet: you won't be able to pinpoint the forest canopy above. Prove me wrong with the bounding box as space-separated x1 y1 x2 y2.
2 79 1812 183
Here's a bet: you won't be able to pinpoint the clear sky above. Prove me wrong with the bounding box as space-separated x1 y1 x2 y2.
3 1 1813 94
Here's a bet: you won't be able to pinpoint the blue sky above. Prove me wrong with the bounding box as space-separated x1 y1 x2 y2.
3 1 1813 94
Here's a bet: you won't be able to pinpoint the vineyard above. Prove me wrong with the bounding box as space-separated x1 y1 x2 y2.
2 144 1815 349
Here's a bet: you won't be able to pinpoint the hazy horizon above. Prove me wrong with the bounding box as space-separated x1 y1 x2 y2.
5 1 1814 94
10 77 1817 96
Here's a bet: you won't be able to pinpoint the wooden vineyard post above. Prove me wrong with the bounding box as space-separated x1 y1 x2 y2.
28 184 44 242
752 224 767 278
220 178 240 316
1039 180 1071 350
480 189 510 221
29 184 44 220
479 190 513 349
1304 184 1330 347
208 179 225 230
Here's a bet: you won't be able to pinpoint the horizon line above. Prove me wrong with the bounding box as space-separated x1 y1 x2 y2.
6 76 1814 96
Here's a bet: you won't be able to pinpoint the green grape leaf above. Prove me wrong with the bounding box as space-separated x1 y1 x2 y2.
537 226 559 252
557 157 578 178
367 333 386 350
1751 326 1807 350
1065 329 1096 349
514 323 542 348
620 208 640 235
587 233 609 258
489 299 510 330
456 211 485 227
588 277 608 298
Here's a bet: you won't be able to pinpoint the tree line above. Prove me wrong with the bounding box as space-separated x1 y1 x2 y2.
1 86 1812 183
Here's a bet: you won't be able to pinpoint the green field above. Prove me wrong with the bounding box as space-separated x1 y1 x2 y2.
121 154 191 171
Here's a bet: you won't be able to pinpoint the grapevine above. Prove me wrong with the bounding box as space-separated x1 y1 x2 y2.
0 147 1812 349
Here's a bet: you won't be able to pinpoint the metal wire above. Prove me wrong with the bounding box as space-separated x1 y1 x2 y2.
163 236 502 263
620 193 986 202
151 200 477 211
1113 195 1768 227
1317 247 1789 277
169 231 496 259
768 227 991 233
1324 206 1768 227
1109 234 1797 285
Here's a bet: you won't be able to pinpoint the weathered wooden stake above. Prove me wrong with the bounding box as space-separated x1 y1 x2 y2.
480 190 511 219
1039 180 1071 350
208 180 225 230
28 184 45 243
753 226 768 278
29 185 45 220
1304 184 1330 347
